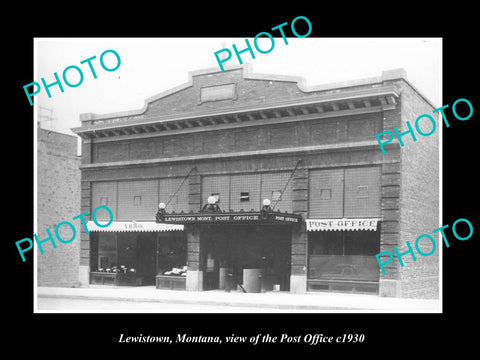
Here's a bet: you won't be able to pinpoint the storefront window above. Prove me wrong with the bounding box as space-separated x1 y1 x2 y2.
91 232 187 285
308 230 380 282
157 233 187 276
93 233 158 279
117 233 138 270
95 233 116 270
344 231 380 255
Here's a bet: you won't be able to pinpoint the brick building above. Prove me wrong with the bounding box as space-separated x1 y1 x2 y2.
72 64 439 298
37 126 81 287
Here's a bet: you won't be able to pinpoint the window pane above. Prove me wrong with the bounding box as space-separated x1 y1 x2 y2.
240 192 250 202
96 233 116 270
309 232 343 255
343 230 380 255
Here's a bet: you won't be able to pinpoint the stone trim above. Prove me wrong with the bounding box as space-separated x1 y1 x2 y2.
79 140 395 170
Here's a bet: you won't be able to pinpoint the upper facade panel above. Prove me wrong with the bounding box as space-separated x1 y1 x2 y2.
144 66 307 117
72 65 408 140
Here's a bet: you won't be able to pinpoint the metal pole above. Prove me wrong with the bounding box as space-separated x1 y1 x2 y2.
271 159 303 210
164 166 197 207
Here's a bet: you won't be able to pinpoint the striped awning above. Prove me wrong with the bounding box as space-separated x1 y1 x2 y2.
86 221 184 232
306 218 381 231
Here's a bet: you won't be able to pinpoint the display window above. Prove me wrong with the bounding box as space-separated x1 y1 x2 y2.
156 233 187 276
90 232 187 286
308 230 380 282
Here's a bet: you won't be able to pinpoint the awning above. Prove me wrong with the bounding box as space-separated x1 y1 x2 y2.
306 218 381 231
86 221 184 232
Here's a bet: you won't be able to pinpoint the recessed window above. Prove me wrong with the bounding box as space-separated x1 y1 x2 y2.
357 186 369 198
240 192 250 202
320 189 332 200
200 83 236 103
133 196 142 206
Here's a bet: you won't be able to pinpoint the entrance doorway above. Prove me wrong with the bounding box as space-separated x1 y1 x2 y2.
201 225 291 292
136 234 157 285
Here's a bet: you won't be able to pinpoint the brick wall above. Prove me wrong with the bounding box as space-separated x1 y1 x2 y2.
37 127 81 287
397 81 440 299
91 112 381 164
143 68 309 117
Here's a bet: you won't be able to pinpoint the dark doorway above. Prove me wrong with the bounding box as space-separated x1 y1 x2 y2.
136 233 157 285
201 225 291 291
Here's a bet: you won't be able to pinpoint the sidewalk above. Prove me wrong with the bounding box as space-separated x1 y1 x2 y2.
36 286 441 312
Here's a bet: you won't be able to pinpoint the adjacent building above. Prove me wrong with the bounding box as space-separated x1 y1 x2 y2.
37 126 81 287
72 64 439 298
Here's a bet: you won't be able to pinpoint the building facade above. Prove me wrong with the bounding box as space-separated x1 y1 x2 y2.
72 64 439 298
37 126 81 287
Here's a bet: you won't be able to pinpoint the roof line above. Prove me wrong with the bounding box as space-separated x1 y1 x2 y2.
79 66 409 123
72 86 399 134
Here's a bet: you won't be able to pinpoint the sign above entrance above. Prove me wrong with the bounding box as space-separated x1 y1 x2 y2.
159 211 302 225
306 218 381 232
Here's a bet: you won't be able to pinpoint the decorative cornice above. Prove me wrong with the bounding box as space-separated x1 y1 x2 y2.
72 84 399 140
75 66 408 126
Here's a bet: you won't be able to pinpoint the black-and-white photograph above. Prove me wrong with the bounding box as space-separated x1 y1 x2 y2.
32 37 443 314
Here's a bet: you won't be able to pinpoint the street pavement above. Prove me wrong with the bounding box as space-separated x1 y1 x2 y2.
37 296 292 312
36 285 441 313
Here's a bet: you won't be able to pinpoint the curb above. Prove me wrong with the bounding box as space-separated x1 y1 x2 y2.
37 293 366 311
